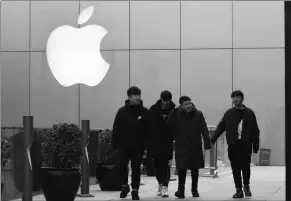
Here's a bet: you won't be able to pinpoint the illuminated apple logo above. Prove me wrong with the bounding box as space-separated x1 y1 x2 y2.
46 6 110 87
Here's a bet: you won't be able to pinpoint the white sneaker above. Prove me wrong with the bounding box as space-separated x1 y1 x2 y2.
162 186 169 197
157 184 162 196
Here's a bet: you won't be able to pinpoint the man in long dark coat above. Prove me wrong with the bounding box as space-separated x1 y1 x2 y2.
148 90 176 197
167 96 211 199
210 90 260 199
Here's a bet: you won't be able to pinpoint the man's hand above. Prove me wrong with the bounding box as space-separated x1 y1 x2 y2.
204 144 211 150
175 105 180 109
253 142 259 154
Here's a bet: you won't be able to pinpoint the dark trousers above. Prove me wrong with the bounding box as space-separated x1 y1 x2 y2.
228 139 252 189
177 168 199 192
153 158 169 187
118 148 144 190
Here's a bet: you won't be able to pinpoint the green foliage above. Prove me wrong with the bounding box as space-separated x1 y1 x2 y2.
40 123 83 169
97 129 117 164
1 131 12 169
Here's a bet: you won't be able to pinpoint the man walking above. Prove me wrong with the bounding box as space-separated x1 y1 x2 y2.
210 90 260 198
167 96 211 199
148 90 176 197
112 86 149 200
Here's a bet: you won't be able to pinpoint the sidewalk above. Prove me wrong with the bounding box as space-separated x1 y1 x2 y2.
12 166 285 201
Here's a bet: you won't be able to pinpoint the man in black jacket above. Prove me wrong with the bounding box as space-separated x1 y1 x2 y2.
112 86 149 200
210 90 260 199
167 96 211 199
148 90 176 197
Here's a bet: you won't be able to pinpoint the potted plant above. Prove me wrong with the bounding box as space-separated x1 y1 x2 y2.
96 129 121 191
1 132 12 198
40 123 83 201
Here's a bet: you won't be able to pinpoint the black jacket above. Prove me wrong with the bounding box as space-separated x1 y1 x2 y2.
166 105 211 169
112 100 149 151
210 106 260 152
147 99 176 159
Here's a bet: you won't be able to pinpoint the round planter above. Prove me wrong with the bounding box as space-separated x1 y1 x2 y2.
96 163 121 191
40 168 81 201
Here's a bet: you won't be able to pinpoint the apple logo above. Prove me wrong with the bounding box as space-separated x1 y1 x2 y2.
46 6 110 87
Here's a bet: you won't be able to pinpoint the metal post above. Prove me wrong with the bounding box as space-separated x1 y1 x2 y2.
23 116 33 201
213 142 218 178
76 120 94 197
209 142 215 175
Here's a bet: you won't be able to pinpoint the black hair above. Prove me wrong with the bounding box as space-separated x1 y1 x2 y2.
160 90 172 101
231 90 244 99
127 86 141 96
179 96 191 105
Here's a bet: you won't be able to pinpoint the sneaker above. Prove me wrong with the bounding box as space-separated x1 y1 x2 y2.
244 185 252 197
174 190 185 199
233 189 244 199
192 190 200 197
157 184 162 196
161 186 169 197
120 185 130 198
131 190 140 200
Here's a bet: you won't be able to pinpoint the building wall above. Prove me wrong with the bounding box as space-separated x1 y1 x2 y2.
0 1 285 165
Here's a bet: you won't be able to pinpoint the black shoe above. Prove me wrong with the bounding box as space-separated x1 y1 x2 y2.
131 190 140 200
244 185 252 197
120 185 130 198
192 190 200 197
233 189 244 199
175 191 185 199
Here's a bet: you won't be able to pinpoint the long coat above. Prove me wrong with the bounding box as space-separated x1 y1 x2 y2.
167 107 211 169
147 99 176 160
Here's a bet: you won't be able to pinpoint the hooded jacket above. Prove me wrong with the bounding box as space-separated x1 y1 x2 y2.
166 104 211 169
112 100 149 151
147 99 176 159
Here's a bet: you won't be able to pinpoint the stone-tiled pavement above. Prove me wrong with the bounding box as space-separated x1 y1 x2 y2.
12 166 285 201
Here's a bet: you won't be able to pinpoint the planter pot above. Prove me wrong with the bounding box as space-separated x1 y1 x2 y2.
40 168 81 201
96 163 121 191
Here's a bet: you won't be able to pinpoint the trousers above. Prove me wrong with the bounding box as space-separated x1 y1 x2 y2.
177 168 199 192
228 139 252 189
118 148 144 190
153 158 169 187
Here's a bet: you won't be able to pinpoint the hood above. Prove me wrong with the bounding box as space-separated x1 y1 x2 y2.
125 99 144 107
155 99 176 111
179 102 197 114
233 104 246 109
191 103 197 113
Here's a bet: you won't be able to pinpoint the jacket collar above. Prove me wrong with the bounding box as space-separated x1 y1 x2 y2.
155 99 176 111
125 99 143 108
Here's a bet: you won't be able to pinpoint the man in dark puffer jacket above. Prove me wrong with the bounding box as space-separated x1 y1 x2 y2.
112 86 149 200
148 90 176 197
